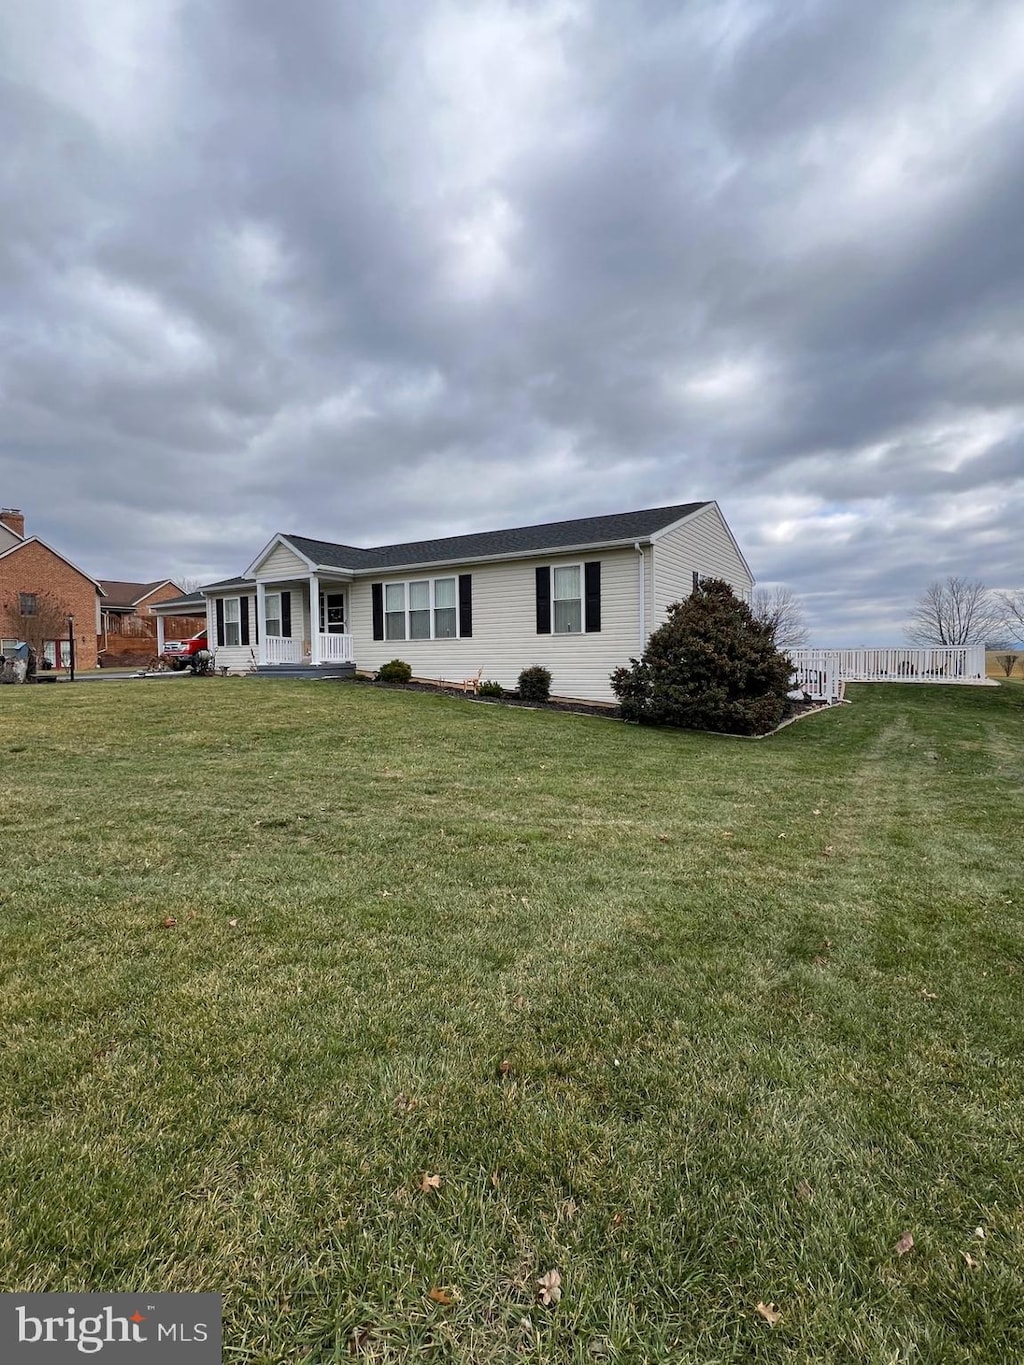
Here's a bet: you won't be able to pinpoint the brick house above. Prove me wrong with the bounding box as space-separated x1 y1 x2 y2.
0 509 104 669
96 579 204 665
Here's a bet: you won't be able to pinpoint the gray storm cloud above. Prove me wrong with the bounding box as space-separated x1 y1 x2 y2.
1 0 1022 643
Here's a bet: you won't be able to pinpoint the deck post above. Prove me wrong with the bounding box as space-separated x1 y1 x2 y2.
256 580 267 666
309 575 320 665
156 615 164 655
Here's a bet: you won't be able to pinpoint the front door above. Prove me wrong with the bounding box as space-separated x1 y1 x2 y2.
319 591 346 634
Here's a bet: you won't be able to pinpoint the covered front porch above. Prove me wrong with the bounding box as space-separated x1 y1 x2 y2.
255 574 355 670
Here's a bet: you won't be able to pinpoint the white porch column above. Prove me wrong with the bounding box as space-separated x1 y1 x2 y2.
255 580 267 666
309 575 320 664
156 615 165 653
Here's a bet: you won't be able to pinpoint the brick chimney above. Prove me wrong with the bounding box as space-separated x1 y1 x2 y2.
0 508 25 538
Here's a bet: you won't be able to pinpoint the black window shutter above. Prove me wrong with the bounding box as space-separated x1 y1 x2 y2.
584 561 601 633
281 591 291 638
371 583 384 641
458 574 473 637
240 596 250 646
692 570 700 592
535 566 551 634
215 598 225 647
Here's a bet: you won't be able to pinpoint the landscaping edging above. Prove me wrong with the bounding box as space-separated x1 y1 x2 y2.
345 674 845 735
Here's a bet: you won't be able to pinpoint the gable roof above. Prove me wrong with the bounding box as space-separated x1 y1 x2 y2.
0 537 105 593
284 502 711 574
97 579 180 609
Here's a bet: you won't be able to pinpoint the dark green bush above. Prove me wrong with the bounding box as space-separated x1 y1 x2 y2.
610 578 793 735
377 659 413 683
478 679 504 697
517 665 552 703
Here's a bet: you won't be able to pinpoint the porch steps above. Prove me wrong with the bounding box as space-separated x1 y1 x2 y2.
253 662 355 680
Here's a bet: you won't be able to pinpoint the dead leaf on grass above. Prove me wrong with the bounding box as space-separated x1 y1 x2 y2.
823 845 834 857
227 918 238 928
755 1302 781 1327
162 916 177 929
498 1059 512 1077
610 1212 624 1229
657 834 670 844
420 1172 442 1194
895 1231 915 1256
975 1226 986 1239
962 1252 979 1268
919 989 938 1000
537 1269 562 1306
427 1287 453 1306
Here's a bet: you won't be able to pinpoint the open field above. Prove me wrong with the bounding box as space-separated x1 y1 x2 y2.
1 679 1022 1363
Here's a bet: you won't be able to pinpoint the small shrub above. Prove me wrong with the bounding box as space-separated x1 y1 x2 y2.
517 665 552 703
996 653 1019 678
377 659 412 683
478 679 504 697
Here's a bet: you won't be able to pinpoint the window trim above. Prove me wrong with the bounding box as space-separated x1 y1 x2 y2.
380 575 460 641
223 595 241 647
265 591 282 637
551 562 584 635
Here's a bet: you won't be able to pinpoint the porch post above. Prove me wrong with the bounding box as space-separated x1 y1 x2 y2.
309 575 320 664
156 615 165 654
256 580 267 666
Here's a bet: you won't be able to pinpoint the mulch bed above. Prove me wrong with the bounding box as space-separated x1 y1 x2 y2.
346 674 835 730
348 675 617 718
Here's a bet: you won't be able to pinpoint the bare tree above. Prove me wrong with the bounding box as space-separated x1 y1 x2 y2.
177 576 203 594
999 589 1024 644
995 653 1019 678
752 585 809 649
904 577 1003 646
3 589 71 658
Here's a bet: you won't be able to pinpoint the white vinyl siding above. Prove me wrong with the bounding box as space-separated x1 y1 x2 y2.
256 542 311 578
650 503 754 628
352 549 644 702
208 591 257 673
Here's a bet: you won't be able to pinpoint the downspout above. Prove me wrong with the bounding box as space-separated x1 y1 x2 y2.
634 542 645 653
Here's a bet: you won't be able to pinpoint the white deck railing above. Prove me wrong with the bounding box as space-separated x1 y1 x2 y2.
317 632 354 663
264 636 302 664
789 652 840 702
789 645 987 699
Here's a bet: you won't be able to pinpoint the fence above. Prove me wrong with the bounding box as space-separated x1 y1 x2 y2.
788 645 988 701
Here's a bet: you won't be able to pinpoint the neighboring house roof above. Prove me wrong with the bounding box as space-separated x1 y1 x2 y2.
277 502 713 574
0 537 105 593
97 579 182 609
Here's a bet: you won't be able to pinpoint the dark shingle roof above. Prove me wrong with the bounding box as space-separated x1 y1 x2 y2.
97 578 172 607
286 502 709 573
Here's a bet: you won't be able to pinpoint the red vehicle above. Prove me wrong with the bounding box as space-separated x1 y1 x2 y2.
163 628 208 670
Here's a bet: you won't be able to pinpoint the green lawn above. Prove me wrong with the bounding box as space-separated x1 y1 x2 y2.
1 679 1022 1363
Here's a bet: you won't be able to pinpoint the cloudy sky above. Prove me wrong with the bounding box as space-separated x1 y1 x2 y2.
2 0 1022 643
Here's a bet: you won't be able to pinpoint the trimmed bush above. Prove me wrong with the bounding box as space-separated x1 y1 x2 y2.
517 665 552 703
377 659 413 683
610 578 793 735
478 679 504 698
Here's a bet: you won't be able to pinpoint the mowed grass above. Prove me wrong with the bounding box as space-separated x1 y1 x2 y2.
1 679 1023 1364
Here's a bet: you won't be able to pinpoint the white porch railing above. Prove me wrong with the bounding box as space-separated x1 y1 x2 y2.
789 651 840 702
264 635 302 664
789 645 987 697
317 632 353 663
